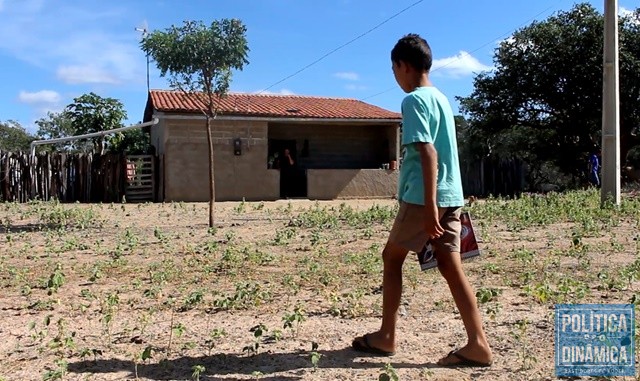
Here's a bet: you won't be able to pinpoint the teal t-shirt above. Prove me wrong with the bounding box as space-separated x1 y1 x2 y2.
398 87 464 207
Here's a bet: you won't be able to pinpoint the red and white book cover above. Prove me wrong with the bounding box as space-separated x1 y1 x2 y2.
417 211 481 271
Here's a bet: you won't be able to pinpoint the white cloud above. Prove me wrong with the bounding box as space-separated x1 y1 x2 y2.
0 2 145 86
18 90 61 104
334 72 360 81
57 65 119 85
432 51 493 78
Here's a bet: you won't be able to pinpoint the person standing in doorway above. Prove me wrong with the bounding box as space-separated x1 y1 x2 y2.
278 148 296 198
281 148 295 169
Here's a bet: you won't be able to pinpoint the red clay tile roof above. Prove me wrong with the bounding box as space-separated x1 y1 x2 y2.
148 90 401 120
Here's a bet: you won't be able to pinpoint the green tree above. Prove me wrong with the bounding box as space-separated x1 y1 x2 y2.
64 92 127 154
458 3 640 188
141 19 249 226
35 111 79 152
0 120 35 152
109 123 151 155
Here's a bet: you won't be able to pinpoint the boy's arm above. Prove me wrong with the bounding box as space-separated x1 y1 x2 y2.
417 142 444 239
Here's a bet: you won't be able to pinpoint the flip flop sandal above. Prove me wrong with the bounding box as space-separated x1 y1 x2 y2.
438 350 492 368
351 334 395 356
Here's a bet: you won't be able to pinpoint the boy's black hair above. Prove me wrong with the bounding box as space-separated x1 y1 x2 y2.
391 34 432 72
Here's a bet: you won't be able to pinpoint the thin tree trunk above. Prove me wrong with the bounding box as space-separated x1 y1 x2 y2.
206 115 215 227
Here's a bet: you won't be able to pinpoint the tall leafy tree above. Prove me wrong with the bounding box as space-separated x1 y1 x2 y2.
141 19 250 227
458 3 640 187
109 124 152 155
0 120 35 152
64 92 127 154
35 111 79 152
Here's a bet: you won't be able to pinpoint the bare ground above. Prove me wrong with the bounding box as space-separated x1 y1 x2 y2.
0 194 639 381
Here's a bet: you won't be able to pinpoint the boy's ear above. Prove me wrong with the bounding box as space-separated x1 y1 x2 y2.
397 60 412 73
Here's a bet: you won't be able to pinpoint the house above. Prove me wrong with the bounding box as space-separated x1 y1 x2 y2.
143 90 402 202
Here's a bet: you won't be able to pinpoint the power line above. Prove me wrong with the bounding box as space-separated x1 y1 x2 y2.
361 1 565 101
256 0 425 95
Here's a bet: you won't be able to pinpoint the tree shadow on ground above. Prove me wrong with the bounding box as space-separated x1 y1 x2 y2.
67 347 428 380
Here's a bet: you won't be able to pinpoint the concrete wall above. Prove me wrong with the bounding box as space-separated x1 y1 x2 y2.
269 123 399 169
307 169 398 200
159 118 279 202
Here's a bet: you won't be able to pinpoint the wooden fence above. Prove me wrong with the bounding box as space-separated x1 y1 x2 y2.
461 157 526 197
0 151 156 203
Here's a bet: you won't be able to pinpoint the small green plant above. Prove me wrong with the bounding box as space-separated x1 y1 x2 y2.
523 281 558 304
273 227 297 245
378 363 399 381
100 292 120 343
47 318 76 355
309 342 322 371
153 227 169 244
243 323 267 356
133 346 153 379
46 263 65 295
225 230 237 243
482 262 502 274
172 322 186 338
234 199 247 214
191 364 206 381
213 281 272 310
511 319 537 370
485 303 502 321
42 359 68 381
78 348 103 362
182 289 205 310
476 287 501 304
327 289 368 318
205 328 226 356
282 305 306 336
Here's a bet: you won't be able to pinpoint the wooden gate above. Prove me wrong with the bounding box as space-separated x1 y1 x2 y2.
124 155 155 202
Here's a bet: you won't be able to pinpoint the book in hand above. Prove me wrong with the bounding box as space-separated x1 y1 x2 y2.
417 211 481 271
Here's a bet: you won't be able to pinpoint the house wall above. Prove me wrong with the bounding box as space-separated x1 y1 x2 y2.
268 123 399 169
152 116 400 202
307 169 398 199
150 117 168 155
159 118 279 202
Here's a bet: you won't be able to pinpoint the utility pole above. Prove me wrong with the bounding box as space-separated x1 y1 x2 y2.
135 25 150 93
601 0 621 206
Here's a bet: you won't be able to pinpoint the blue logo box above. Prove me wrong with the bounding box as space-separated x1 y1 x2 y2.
555 304 635 377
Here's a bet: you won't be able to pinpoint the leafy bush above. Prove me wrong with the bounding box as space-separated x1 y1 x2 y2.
626 145 640 168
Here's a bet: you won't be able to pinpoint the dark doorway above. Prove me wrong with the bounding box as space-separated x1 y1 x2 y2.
268 139 307 199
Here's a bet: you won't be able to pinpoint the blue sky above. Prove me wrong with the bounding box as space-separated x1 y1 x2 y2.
0 0 637 133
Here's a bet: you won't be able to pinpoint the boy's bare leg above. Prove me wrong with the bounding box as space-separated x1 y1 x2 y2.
353 241 408 353
436 251 492 365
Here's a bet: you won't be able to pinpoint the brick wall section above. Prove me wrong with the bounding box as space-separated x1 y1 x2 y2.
307 169 398 199
161 118 279 202
269 123 399 169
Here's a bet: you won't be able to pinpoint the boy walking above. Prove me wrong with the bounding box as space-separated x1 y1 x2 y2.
351 34 492 367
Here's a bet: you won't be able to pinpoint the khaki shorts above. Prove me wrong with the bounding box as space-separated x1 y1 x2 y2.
388 202 462 254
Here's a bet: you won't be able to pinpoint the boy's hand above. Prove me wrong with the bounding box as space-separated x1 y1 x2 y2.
424 206 444 240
